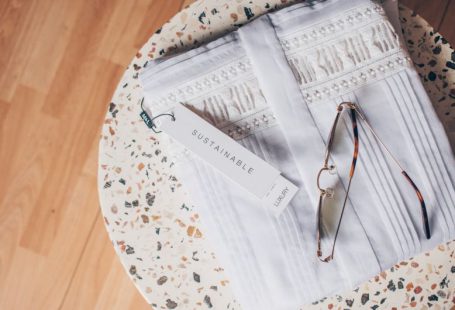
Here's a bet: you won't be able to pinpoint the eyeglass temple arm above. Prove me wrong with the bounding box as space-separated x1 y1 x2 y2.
323 112 342 167
329 109 359 259
354 108 431 240
317 107 359 262
317 108 344 262
402 171 431 239
316 195 331 262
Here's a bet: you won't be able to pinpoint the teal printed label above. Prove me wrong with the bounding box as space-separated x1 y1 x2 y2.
140 111 154 129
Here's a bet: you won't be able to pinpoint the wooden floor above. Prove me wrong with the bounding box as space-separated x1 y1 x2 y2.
0 0 453 309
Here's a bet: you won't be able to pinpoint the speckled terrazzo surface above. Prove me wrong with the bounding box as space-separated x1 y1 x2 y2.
98 1 455 309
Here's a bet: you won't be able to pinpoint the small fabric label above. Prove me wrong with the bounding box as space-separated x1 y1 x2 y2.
140 111 154 129
156 104 299 215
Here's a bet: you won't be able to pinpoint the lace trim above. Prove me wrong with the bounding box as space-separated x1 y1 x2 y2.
302 54 412 103
221 108 277 140
146 56 278 140
279 2 410 103
148 2 406 140
150 57 252 110
280 3 386 53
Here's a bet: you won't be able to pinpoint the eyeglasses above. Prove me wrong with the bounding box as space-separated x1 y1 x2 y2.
316 102 431 263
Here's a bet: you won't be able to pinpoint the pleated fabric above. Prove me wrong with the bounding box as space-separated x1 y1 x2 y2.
140 1 455 308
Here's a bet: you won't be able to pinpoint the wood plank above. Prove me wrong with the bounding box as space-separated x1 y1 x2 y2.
399 0 449 30
0 0 182 306
97 0 185 65
0 87 57 295
19 0 86 94
97 0 153 66
0 0 52 101
399 0 421 10
181 0 197 9
413 0 450 30
0 0 35 100
0 0 184 308
19 58 123 255
439 0 455 44
0 173 99 309
94 257 152 310
0 99 11 164
134 0 186 49
0 86 54 208
60 214 150 309
41 0 119 118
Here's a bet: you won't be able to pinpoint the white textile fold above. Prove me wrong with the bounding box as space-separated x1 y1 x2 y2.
140 1 455 308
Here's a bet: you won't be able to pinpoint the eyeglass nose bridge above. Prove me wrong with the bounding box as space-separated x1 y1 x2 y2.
316 166 336 198
339 101 357 110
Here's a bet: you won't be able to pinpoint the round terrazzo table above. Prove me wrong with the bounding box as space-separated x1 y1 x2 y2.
98 1 455 309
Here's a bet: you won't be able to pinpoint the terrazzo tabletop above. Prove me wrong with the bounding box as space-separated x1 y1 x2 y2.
98 1 455 308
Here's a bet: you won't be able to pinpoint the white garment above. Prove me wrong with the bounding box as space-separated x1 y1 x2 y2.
140 1 455 309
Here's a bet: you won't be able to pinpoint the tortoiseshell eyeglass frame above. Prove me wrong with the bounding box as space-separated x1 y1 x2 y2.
316 102 431 263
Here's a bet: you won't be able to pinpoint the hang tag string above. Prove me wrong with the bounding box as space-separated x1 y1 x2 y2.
139 97 175 133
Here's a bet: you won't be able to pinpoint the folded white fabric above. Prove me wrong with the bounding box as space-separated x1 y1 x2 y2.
140 1 455 309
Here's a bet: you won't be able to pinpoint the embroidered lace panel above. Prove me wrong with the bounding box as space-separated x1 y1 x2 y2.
279 2 413 104
147 2 412 142
146 56 277 141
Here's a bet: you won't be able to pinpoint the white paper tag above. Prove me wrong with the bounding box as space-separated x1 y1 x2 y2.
155 104 299 216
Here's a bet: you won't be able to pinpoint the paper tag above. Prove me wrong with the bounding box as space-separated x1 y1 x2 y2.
262 174 299 216
155 104 299 215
